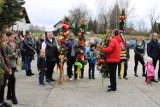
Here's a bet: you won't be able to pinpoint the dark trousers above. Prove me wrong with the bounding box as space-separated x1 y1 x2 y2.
24 55 33 72
46 61 56 79
88 63 95 78
67 57 76 78
0 75 7 103
134 55 145 74
21 50 25 69
39 70 46 84
74 64 84 79
118 59 128 78
7 68 16 98
0 68 16 103
108 63 118 91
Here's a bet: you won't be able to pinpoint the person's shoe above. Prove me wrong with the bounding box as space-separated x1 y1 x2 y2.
6 95 12 100
89 77 91 79
46 79 50 83
50 78 55 81
142 73 146 77
2 102 12 107
134 74 138 77
11 97 18 104
107 85 111 88
124 77 128 80
77 78 81 80
26 71 32 76
41 83 46 85
107 89 117 92
69 78 73 81
151 79 158 83
92 77 95 79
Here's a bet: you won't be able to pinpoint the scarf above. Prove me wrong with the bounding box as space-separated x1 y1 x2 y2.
1 48 11 75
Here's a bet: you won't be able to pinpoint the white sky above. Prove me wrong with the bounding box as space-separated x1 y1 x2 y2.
24 0 160 31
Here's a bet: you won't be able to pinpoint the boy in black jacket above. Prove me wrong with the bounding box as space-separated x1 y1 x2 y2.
38 50 47 85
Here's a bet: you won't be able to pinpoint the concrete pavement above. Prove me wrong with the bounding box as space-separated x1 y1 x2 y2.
7 49 160 107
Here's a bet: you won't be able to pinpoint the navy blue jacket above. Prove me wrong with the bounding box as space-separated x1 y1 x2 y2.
37 57 47 70
65 39 78 59
147 39 159 60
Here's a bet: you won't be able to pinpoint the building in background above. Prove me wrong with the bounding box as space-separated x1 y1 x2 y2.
10 7 30 35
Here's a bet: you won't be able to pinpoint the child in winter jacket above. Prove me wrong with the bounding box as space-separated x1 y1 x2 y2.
87 44 97 79
144 57 155 84
38 50 47 85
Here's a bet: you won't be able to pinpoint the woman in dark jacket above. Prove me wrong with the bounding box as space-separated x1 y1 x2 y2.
23 32 35 76
65 33 78 80
134 38 145 77
0 35 12 107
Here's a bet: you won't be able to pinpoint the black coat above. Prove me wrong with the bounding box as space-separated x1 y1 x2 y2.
147 39 159 60
37 57 47 70
23 37 35 55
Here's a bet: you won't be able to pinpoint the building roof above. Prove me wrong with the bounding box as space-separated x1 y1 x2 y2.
53 21 63 28
22 7 30 24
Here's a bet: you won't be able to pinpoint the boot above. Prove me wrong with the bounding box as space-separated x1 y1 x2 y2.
11 96 18 104
28 70 34 75
142 72 146 77
26 70 31 76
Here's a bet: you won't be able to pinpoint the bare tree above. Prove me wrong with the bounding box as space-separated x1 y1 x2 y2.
96 0 111 34
69 3 89 35
119 0 135 19
148 7 160 32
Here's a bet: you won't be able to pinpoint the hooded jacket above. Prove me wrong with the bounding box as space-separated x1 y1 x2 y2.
102 35 121 63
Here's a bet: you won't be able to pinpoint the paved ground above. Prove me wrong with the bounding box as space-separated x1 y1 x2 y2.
4 49 160 107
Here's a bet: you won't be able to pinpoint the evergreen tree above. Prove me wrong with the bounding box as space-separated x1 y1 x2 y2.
0 0 25 32
93 19 98 33
109 4 120 30
88 18 93 31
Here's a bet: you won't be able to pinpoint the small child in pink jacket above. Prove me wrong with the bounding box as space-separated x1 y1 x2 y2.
144 57 155 84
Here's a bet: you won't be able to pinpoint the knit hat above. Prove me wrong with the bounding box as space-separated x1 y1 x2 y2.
147 57 153 63
90 44 95 49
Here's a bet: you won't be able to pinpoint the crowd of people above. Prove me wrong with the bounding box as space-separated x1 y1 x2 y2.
0 29 160 106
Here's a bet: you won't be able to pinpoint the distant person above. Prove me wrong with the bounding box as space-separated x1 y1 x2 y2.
23 32 35 76
118 40 130 80
37 50 47 85
134 38 145 77
147 33 159 82
36 34 45 58
19 35 25 70
101 29 121 92
144 57 155 84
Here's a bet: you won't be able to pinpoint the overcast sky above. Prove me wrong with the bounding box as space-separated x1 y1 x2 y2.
24 0 160 31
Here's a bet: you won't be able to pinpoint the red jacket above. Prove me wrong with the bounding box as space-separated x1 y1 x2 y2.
102 35 121 63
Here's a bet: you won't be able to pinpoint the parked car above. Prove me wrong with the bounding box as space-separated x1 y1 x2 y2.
128 40 136 49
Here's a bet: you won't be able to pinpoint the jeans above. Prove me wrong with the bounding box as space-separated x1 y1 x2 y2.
39 70 46 84
24 55 33 71
89 63 95 78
